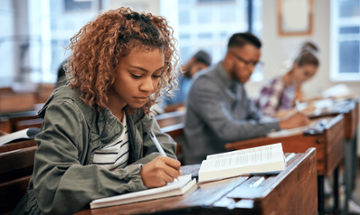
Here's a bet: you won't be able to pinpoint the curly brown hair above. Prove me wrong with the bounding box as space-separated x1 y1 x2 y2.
67 7 179 114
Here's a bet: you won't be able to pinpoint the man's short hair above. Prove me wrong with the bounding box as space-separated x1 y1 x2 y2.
193 50 212 66
227 32 262 49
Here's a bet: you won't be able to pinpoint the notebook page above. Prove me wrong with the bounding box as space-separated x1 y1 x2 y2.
91 174 192 205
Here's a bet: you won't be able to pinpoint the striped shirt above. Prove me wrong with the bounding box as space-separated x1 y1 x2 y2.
92 112 129 171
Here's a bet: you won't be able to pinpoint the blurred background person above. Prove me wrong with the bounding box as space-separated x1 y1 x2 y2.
183 32 310 164
159 50 212 113
254 42 319 118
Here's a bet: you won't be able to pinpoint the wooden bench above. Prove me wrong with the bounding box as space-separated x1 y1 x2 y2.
0 140 36 214
76 148 318 215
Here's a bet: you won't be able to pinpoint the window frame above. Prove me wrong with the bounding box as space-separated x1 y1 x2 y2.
330 0 360 82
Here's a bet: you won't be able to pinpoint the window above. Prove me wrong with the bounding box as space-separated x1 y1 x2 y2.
177 0 263 81
64 0 92 12
198 33 213 39
179 34 191 40
179 11 191 25
330 0 360 81
197 8 212 24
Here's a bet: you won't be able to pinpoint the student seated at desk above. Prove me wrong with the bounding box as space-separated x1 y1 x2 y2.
159 50 212 113
13 8 181 215
254 42 319 118
183 32 310 165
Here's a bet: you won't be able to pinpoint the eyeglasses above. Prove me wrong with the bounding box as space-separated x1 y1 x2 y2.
230 52 264 68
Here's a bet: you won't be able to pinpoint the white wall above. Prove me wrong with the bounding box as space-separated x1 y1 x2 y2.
245 0 360 99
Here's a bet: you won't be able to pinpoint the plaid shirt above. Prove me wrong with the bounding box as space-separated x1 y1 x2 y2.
254 77 295 117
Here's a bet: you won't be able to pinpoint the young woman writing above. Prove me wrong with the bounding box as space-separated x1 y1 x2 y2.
14 7 181 215
255 42 319 118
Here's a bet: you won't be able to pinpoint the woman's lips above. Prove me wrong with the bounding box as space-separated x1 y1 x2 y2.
134 97 148 102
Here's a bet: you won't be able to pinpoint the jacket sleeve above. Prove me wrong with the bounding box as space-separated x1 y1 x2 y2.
187 76 280 142
32 100 147 215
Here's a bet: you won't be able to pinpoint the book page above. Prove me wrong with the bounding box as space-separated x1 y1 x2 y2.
201 146 284 172
198 145 286 182
206 143 283 160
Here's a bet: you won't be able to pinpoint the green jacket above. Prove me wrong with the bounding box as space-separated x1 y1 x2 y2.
25 85 177 215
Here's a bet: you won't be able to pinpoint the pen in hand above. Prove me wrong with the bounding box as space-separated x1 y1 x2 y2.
149 131 181 181
149 131 167 157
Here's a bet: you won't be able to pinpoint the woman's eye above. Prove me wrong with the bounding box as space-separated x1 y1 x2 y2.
131 74 142 79
153 74 161 78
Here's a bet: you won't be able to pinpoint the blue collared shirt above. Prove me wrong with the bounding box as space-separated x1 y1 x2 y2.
183 62 280 164
159 74 191 110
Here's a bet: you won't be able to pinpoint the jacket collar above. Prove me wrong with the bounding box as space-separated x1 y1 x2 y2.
38 85 147 142
214 62 236 89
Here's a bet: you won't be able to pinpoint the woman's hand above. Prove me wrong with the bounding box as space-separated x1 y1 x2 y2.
140 156 182 188
279 111 310 130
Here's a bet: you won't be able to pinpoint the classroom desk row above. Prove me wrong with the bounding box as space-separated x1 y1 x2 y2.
0 98 358 214
226 115 343 214
76 149 317 215
0 85 54 114
225 98 359 215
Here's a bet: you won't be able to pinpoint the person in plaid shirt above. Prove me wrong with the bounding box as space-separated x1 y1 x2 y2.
255 42 319 118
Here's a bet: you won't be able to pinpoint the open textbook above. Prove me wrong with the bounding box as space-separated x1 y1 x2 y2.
90 174 196 209
0 128 40 146
198 143 286 183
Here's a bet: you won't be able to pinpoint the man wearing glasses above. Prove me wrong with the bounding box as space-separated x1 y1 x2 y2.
183 32 310 165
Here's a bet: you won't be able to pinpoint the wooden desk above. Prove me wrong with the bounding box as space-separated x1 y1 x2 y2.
77 148 317 215
155 111 186 162
0 111 39 132
225 115 344 215
0 140 36 214
0 92 36 114
0 139 36 154
0 117 11 133
155 110 185 128
309 99 359 213
309 99 358 141
16 118 43 131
